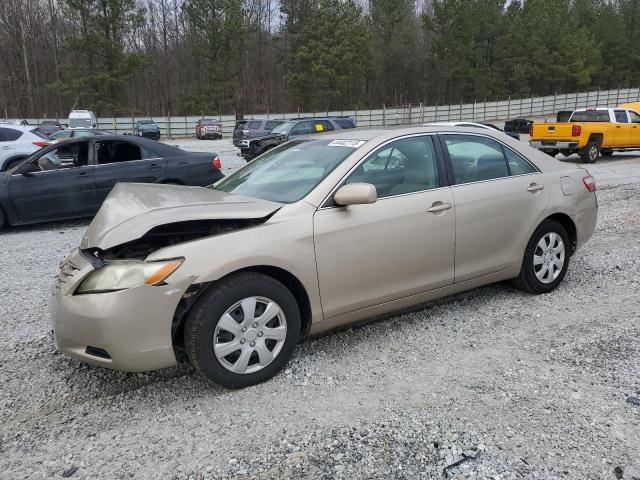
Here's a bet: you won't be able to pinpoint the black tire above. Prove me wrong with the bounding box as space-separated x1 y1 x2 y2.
184 272 301 388
581 142 600 163
513 220 570 294
601 149 613 157
0 207 5 230
545 149 559 157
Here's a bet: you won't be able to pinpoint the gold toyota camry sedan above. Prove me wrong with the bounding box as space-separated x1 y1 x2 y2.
51 126 598 388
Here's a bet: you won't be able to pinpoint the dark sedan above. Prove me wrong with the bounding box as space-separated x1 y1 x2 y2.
0 135 224 229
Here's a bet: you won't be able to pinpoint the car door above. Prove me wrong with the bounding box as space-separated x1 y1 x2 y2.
628 110 640 147
439 133 549 283
0 128 16 167
313 134 455 319
613 110 632 147
7 140 97 221
93 138 166 202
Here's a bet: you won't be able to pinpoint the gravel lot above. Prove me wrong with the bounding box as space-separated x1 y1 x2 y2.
1 138 639 479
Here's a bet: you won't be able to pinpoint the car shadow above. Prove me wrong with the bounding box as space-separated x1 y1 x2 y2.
1 218 90 234
557 152 640 164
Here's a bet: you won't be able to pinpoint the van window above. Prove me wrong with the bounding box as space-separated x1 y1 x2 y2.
68 118 93 128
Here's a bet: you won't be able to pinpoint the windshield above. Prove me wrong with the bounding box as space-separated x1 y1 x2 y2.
270 122 294 136
202 119 219 125
69 118 92 128
138 122 157 129
213 139 362 203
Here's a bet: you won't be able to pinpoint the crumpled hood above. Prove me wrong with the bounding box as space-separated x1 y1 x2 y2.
81 183 282 250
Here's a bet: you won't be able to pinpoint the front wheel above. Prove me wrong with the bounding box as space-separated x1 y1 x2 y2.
513 220 570 294
581 143 600 163
185 272 301 388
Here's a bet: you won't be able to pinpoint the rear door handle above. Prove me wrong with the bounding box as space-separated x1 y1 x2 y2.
527 183 544 192
426 202 452 213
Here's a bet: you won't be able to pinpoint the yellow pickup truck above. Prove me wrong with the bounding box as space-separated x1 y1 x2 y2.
529 107 640 163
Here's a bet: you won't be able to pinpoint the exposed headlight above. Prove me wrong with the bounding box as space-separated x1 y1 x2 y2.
76 259 183 294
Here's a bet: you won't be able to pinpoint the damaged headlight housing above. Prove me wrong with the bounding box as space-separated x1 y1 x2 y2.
76 259 183 294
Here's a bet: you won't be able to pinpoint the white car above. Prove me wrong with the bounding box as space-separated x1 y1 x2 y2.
0 124 50 171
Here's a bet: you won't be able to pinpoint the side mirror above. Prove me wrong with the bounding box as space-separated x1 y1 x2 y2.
333 183 377 206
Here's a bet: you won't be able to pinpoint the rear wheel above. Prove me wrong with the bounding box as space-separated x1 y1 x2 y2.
513 220 570 294
581 142 600 163
185 272 301 388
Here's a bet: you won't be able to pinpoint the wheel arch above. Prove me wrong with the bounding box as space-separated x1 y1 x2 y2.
172 265 313 355
587 133 603 146
542 212 577 255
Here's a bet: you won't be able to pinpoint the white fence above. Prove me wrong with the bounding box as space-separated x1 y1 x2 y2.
17 87 640 138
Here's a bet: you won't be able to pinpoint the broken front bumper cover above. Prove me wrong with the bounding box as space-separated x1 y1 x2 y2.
50 248 192 372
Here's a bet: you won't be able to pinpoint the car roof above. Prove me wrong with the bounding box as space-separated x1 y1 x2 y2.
0 123 32 132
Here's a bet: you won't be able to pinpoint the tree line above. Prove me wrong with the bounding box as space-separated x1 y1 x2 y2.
1 0 639 119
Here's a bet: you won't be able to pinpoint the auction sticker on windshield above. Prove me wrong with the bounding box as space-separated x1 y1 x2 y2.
327 140 366 148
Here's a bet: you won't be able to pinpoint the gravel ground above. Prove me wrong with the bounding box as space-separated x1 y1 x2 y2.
1 140 639 479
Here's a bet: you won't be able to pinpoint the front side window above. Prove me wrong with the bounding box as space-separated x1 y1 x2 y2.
96 140 142 164
214 139 359 203
290 121 315 136
444 135 509 183
265 120 283 130
345 136 439 198
614 110 628 123
35 142 89 170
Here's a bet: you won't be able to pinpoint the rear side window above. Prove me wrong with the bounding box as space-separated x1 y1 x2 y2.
290 121 315 136
614 110 628 123
334 118 355 129
317 120 335 132
504 147 537 175
96 140 142 164
0 127 22 142
570 111 610 122
443 135 509 184
247 121 262 129
630 111 640 124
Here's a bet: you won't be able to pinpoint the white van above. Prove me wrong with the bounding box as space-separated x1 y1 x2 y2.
68 110 97 129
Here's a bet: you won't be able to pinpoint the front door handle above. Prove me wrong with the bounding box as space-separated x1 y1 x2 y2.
527 183 544 192
148 163 160 170
77 171 90 178
426 202 452 213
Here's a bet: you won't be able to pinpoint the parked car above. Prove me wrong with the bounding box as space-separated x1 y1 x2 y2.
50 125 597 388
0 135 223 229
133 120 161 140
39 120 64 136
48 129 108 144
425 121 520 140
529 107 640 162
196 119 223 139
232 118 287 147
504 118 534 134
0 124 50 171
239 116 357 161
68 110 97 129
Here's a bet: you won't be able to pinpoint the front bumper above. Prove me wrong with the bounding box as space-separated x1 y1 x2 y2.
50 249 193 372
529 140 579 150
140 131 160 140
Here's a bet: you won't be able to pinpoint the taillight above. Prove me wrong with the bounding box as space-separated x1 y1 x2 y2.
582 175 596 192
212 156 222 169
572 124 581 137
528 124 533 136
33 141 49 148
